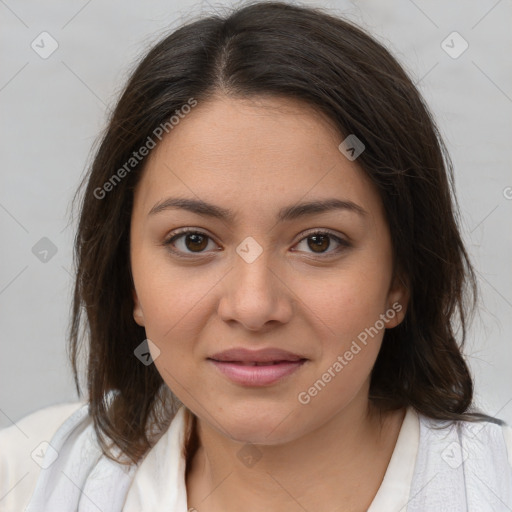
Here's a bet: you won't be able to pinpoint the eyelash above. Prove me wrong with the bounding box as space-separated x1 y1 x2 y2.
162 227 350 259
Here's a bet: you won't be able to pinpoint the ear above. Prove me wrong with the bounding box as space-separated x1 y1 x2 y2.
132 288 145 326
385 272 409 328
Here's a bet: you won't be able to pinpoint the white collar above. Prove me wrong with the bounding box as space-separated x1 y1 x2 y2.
123 406 189 511
368 406 419 510
27 398 512 510
123 405 419 511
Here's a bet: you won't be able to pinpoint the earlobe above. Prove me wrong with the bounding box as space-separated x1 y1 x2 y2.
132 288 145 326
386 274 410 328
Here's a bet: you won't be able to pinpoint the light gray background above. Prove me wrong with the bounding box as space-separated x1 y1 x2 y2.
1 0 511 429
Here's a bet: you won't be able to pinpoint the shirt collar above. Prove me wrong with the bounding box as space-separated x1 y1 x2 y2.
123 405 419 512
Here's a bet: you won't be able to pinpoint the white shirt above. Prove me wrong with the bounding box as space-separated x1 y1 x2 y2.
1 401 512 511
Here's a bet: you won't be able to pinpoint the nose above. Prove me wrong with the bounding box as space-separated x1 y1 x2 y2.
217 244 294 332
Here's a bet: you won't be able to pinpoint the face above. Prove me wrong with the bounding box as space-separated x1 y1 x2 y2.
130 94 408 445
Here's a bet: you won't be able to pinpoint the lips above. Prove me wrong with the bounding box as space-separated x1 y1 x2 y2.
207 347 308 386
208 347 305 364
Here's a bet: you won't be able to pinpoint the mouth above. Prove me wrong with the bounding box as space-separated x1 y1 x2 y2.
207 357 308 386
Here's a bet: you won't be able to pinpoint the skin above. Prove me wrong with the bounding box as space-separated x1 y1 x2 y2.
130 94 409 512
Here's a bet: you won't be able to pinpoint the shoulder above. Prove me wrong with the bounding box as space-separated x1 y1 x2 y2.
418 413 512 461
409 413 512 509
0 401 85 512
458 417 512 468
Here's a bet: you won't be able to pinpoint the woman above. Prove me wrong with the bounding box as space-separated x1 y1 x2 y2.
1 2 511 511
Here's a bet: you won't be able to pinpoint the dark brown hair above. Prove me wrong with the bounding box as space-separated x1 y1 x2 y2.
69 0 504 466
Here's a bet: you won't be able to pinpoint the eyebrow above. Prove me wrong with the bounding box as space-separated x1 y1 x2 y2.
148 197 367 222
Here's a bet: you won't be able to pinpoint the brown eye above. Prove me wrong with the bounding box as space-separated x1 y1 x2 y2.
182 233 209 252
293 231 350 257
164 229 216 256
307 234 331 253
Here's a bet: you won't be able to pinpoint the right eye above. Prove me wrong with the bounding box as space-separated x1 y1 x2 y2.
163 228 220 257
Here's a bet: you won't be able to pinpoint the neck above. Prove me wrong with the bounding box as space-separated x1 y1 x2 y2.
185 397 405 512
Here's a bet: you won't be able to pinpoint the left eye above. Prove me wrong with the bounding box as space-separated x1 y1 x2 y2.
292 231 349 256
163 229 349 257
164 229 217 255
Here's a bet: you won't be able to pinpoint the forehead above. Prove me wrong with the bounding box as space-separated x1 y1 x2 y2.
133 95 383 222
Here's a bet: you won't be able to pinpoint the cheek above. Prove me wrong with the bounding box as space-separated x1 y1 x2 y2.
292 273 388 420
131 248 208 356
131 249 237 396
293 260 391 346
136 266 207 388
133 244 214 323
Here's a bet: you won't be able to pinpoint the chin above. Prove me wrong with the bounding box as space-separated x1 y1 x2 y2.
212 402 305 446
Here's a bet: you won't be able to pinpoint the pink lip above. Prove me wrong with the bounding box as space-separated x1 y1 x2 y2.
209 359 307 386
207 347 308 386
